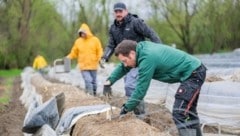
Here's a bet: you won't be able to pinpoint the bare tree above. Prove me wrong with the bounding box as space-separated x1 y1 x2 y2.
16 0 33 66
0 0 71 68
149 0 203 54
75 0 111 45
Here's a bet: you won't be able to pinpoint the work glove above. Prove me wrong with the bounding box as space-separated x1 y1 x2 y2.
99 58 106 69
120 104 128 115
103 80 112 97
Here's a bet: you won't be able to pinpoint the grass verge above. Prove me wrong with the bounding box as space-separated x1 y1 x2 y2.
0 69 21 111
0 69 21 77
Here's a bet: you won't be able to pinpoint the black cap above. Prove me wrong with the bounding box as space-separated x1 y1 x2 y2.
113 2 126 11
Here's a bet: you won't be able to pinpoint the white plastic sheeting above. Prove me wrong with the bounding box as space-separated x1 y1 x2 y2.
20 67 43 109
56 105 111 135
197 49 240 69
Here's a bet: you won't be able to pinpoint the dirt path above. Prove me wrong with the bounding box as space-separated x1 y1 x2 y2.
0 77 26 136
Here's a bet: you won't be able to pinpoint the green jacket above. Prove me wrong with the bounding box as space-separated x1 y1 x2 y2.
108 41 201 111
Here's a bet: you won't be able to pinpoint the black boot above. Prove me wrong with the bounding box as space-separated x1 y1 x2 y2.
93 89 96 96
191 124 203 136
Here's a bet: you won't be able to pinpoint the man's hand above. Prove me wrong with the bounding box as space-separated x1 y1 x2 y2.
99 58 106 69
120 104 128 115
103 80 112 97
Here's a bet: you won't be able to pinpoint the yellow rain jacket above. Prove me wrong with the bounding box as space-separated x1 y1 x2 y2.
33 55 48 69
67 23 103 70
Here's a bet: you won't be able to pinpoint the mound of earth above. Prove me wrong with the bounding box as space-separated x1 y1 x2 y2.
29 74 178 136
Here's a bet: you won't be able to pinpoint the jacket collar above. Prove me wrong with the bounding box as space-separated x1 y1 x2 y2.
114 13 138 27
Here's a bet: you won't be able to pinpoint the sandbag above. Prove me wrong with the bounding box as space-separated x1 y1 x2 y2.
22 93 64 133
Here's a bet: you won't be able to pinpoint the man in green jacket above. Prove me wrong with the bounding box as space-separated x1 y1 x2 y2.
104 40 206 136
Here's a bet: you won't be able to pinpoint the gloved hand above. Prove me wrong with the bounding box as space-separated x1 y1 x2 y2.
99 58 106 69
103 80 112 97
120 104 128 115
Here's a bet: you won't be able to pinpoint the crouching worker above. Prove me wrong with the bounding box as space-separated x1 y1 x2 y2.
103 40 206 136
33 54 48 75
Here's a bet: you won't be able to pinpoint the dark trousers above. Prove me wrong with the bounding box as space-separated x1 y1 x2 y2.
172 64 206 131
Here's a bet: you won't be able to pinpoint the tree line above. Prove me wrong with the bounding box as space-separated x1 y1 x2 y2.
0 0 240 69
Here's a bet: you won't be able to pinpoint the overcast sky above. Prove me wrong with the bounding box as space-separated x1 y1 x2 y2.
55 0 152 23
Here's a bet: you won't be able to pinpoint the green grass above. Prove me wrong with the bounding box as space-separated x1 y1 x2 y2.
0 97 10 104
0 77 13 103
0 69 21 77
0 69 21 111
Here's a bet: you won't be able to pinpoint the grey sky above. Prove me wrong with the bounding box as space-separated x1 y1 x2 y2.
55 0 152 23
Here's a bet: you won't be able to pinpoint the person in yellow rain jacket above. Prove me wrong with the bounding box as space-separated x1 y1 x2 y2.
67 23 103 96
33 55 48 74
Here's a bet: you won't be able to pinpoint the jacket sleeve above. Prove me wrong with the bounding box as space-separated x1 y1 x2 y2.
102 27 116 61
108 63 131 85
67 41 79 59
125 58 156 111
133 19 162 43
95 37 103 62
40 56 47 66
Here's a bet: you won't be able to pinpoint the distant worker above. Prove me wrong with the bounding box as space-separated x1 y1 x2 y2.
101 2 161 116
67 23 103 96
104 40 206 136
32 54 48 74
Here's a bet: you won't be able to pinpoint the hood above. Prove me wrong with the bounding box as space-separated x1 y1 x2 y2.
78 23 93 38
125 13 139 21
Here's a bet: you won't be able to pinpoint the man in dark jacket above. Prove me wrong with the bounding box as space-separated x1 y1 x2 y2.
105 40 206 136
101 2 161 116
101 2 161 61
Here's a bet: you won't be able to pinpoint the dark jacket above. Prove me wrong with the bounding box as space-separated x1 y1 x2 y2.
108 41 201 111
102 13 161 61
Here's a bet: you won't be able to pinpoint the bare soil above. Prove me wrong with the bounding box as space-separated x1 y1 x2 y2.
0 77 26 136
99 95 178 135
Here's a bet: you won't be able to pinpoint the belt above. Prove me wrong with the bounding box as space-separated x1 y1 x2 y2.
193 64 207 73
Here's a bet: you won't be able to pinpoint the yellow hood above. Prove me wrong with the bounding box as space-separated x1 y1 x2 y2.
67 23 103 70
78 23 93 38
33 55 47 69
